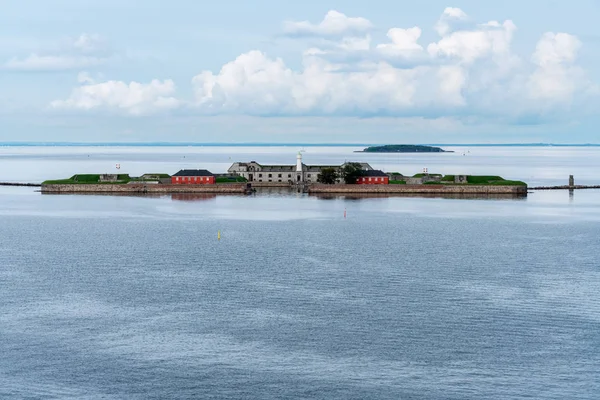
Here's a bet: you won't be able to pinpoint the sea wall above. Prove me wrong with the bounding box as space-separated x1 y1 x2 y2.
41 183 247 194
308 184 528 195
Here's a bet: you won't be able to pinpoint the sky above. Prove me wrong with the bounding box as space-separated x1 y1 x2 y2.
1 0 599 144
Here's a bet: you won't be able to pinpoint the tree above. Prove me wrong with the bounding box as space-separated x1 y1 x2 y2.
340 162 366 184
317 168 338 184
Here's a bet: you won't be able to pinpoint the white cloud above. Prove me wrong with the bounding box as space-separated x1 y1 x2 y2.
50 78 180 115
528 32 585 103
283 10 373 38
428 20 517 63
51 9 596 121
72 33 106 54
187 9 594 119
435 7 468 36
4 33 111 71
191 50 422 116
5 54 103 71
376 27 423 56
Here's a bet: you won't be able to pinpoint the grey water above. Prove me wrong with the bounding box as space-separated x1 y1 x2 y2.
1 146 600 399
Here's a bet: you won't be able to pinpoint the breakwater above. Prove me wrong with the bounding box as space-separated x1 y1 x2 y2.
531 185 600 190
308 184 528 195
0 182 41 187
41 183 248 194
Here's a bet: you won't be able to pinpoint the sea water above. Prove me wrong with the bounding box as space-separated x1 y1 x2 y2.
0 146 599 399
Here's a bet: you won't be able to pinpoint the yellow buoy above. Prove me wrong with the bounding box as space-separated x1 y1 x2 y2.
218 231 221 240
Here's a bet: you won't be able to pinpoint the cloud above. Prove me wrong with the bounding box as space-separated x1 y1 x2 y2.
528 32 585 104
186 9 594 119
376 27 424 56
51 9 596 122
283 10 373 38
50 77 180 116
427 19 517 64
4 33 111 71
72 33 107 54
435 7 469 36
5 54 104 71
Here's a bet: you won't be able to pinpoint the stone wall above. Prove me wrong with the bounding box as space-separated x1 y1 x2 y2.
308 184 528 195
41 183 247 194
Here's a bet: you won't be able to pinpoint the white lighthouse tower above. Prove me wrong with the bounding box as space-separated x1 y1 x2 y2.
296 151 303 183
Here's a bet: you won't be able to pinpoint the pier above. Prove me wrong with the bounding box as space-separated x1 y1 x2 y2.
0 182 41 187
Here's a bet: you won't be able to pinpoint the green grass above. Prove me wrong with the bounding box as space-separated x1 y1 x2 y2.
413 173 442 178
141 173 171 178
428 175 527 186
466 175 503 184
216 176 248 183
483 180 527 186
389 180 406 184
43 173 133 185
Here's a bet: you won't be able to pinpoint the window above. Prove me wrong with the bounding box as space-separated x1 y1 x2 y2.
259 174 263 177
288 174 291 178
369 178 372 182
268 174 272 178
278 174 282 178
307 174 311 178
278 179 282 182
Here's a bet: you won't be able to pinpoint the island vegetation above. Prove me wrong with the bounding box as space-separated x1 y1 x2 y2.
316 163 368 184
356 145 451 153
42 173 170 185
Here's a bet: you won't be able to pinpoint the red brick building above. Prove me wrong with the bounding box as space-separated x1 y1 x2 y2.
171 169 215 185
356 170 389 185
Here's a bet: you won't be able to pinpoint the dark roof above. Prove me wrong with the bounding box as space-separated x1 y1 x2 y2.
173 169 214 177
363 170 388 177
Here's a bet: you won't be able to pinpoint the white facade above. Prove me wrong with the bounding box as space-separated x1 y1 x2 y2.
227 154 373 184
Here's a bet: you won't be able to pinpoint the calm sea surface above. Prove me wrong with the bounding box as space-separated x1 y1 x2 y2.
1 146 599 399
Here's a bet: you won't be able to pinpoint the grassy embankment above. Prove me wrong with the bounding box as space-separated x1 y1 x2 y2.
429 175 527 186
216 176 248 183
42 174 170 185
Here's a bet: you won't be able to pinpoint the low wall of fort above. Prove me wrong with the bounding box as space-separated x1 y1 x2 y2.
308 184 528 195
41 183 247 194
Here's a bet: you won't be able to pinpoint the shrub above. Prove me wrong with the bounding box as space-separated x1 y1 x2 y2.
216 176 247 183
389 180 406 184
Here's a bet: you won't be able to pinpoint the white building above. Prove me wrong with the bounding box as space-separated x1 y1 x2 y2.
227 152 373 184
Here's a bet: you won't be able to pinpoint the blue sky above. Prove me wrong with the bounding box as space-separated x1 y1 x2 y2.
1 0 599 143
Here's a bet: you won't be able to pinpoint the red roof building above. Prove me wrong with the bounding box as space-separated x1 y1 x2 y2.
171 169 215 185
356 170 389 185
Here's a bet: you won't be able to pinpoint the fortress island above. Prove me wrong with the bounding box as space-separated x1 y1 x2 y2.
40 152 528 196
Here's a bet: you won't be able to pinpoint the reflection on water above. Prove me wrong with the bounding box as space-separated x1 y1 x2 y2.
41 188 528 202
170 193 218 202
310 192 528 201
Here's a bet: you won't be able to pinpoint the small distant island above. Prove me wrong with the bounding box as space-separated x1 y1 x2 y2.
356 145 452 153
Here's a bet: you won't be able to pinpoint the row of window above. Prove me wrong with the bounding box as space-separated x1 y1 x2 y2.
256 173 312 178
175 176 211 181
359 177 386 182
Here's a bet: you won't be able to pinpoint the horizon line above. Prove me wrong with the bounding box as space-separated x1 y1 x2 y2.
1 142 600 147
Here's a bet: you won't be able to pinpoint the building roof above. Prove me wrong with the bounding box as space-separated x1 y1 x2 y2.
173 169 214 177
228 161 373 172
362 170 388 177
